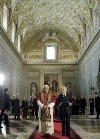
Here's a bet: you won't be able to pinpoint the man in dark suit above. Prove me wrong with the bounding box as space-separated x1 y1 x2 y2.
56 86 73 138
89 95 94 115
0 88 11 128
79 95 87 115
0 85 4 128
11 95 15 116
94 92 100 119
30 93 39 119
14 94 21 120
22 97 28 119
30 93 35 116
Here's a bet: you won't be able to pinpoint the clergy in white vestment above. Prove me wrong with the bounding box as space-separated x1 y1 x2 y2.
37 85 56 135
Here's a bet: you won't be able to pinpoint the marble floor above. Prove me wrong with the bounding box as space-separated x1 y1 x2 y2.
71 115 100 139
0 115 100 139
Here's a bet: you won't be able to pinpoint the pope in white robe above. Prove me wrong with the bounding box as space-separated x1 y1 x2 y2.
37 85 56 135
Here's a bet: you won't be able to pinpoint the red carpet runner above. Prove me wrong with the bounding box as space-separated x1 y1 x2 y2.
28 117 81 139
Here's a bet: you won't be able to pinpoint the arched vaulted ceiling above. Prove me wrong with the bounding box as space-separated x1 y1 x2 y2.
1 0 100 53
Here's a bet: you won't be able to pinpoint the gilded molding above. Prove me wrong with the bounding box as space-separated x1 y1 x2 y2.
63 71 74 77
29 55 42 59
27 71 39 77
59 55 73 60
23 64 78 70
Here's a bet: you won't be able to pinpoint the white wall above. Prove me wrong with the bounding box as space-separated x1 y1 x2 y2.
79 36 100 114
0 34 23 99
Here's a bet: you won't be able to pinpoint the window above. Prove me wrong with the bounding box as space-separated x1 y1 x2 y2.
3 4 8 31
12 23 15 42
86 24 91 45
18 35 21 52
45 43 57 62
81 35 85 53
93 7 99 34
47 46 55 59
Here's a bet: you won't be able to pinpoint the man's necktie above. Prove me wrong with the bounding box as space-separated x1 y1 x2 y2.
63 94 66 102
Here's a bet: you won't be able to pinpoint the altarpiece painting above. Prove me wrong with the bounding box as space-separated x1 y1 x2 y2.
44 74 58 96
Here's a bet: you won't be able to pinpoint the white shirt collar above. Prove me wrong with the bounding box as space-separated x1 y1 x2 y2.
63 93 66 96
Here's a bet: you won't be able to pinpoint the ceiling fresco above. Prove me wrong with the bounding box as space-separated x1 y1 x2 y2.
0 0 100 54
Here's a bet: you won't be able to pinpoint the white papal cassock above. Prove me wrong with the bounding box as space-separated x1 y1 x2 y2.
37 91 56 134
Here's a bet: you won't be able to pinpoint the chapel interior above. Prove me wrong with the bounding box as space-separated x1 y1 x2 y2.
0 0 100 139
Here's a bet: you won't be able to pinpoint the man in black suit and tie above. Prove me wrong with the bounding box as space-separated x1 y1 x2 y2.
56 86 73 138
0 85 3 128
0 88 11 128
14 94 21 120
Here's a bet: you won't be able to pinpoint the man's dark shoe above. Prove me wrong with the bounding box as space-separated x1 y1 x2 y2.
67 137 70 139
66 135 70 138
95 117 99 119
61 133 65 136
17 118 21 120
66 133 70 138
6 125 10 128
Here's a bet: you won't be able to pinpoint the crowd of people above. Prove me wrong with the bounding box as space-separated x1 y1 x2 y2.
10 93 39 120
0 87 39 129
71 92 100 119
0 84 100 139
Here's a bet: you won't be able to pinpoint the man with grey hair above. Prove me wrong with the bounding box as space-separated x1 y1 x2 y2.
56 86 73 138
37 84 56 136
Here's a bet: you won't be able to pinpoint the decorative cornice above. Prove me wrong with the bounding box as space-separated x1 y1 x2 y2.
78 29 100 63
0 24 24 64
23 64 79 70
